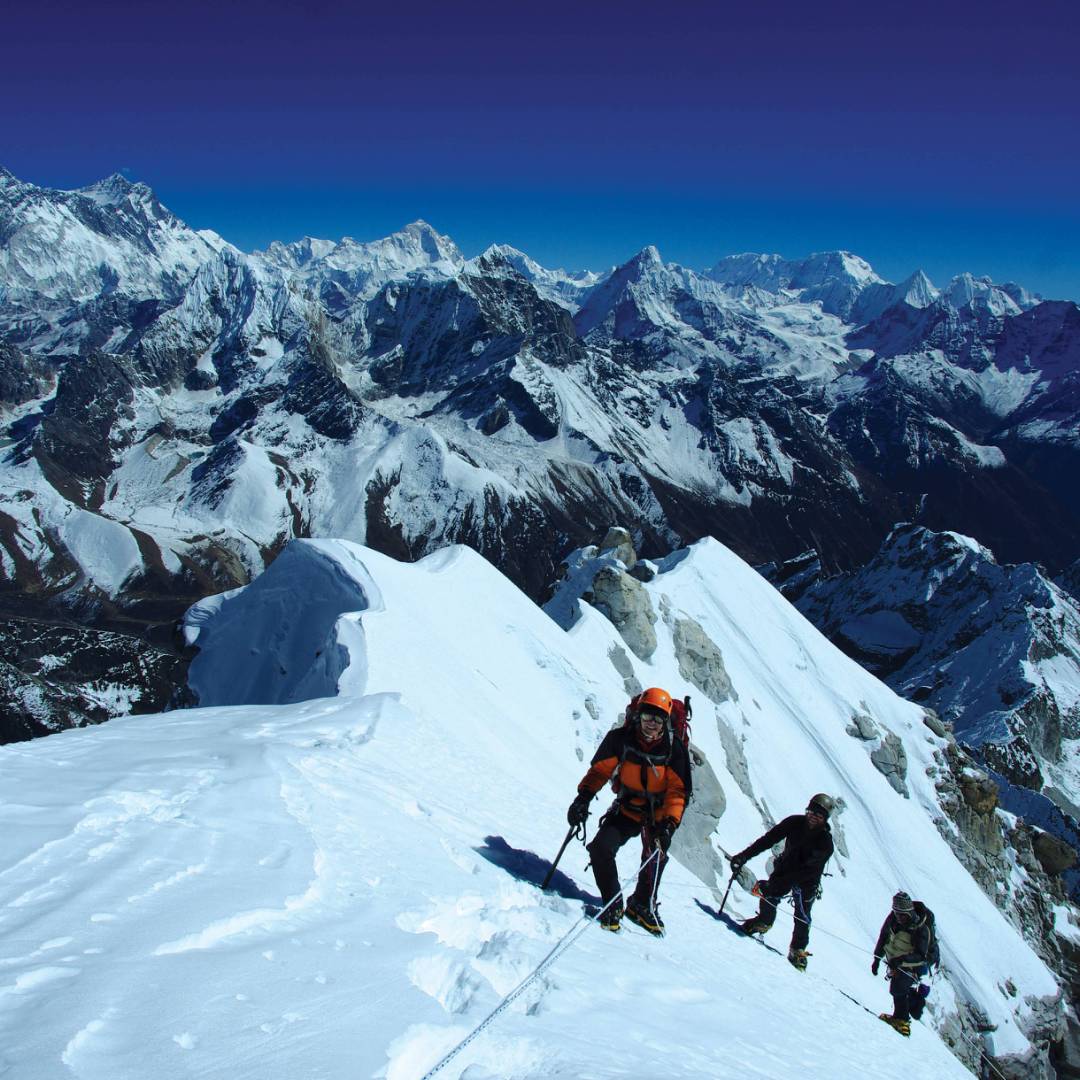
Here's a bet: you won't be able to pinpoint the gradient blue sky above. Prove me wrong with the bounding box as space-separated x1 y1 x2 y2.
5 0 1080 298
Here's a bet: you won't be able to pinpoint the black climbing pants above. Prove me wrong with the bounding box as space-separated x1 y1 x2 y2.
586 812 668 908
752 881 816 951
889 965 929 1021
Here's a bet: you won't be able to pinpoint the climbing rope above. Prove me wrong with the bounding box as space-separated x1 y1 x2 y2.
418 847 662 1080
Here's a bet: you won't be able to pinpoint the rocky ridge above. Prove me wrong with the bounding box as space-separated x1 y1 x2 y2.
545 528 1079 1079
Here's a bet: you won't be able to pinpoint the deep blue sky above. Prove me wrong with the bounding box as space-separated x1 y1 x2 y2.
5 0 1080 298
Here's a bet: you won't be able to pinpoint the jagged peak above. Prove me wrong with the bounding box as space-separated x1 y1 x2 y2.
79 171 157 207
896 269 939 306
262 236 337 266
366 219 463 266
634 244 663 266
942 272 1024 314
479 242 533 266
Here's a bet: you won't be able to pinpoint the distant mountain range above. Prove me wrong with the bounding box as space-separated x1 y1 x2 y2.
2 166 1080 770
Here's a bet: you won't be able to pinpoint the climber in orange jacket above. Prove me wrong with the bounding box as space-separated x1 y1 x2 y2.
566 687 690 935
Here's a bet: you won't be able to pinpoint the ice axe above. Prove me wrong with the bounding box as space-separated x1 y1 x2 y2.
541 820 586 891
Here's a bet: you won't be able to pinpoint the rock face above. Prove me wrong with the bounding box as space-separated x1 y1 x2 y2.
870 730 909 796
770 524 1080 898
588 567 658 661
670 615 737 705
931 737 1080 1070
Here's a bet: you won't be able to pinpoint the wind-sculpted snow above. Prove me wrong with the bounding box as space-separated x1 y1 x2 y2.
2 534 1061 1078
184 540 381 706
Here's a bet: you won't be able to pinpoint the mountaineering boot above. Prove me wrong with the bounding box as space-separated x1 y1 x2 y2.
599 900 623 933
878 1014 911 1037
739 917 770 936
625 898 665 936
787 948 810 971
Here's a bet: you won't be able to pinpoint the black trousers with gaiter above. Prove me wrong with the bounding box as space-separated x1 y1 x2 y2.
586 811 668 909
751 878 816 951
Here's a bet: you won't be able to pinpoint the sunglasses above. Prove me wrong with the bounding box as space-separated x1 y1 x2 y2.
806 807 827 819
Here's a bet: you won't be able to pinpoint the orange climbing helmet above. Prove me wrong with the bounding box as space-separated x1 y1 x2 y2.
638 687 673 717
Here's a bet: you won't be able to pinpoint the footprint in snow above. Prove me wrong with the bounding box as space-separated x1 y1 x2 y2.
258 843 293 869
3 966 81 994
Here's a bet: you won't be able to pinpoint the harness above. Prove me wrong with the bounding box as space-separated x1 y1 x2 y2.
613 730 674 822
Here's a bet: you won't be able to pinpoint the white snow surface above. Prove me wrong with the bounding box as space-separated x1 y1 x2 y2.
0 537 1060 1079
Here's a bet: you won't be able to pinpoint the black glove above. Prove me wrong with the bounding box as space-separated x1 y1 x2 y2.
871 957 880 976
654 818 677 852
728 851 747 873
567 793 591 827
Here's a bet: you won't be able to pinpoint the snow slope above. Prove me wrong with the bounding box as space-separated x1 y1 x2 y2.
0 538 1061 1079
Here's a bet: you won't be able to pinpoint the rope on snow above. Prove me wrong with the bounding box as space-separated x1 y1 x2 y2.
418 847 662 1080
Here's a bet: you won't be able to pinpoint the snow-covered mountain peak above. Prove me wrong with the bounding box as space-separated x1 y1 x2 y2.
896 269 940 308
397 217 458 257
940 272 1040 317
0 165 27 193
252 218 465 304
0 168 231 351
799 250 882 288
336 218 464 275
79 171 153 205
708 250 882 291
468 244 606 311
707 250 885 319
260 236 339 275
636 243 663 265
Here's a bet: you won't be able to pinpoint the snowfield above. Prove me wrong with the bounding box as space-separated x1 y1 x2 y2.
0 538 1061 1079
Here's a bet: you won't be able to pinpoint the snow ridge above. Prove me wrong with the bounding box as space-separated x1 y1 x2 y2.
1 534 1064 1078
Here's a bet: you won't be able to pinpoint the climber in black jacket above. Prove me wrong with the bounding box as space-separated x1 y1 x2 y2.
728 794 836 970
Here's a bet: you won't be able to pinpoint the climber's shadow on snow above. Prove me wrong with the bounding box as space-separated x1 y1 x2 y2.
475 835 600 905
695 900 784 956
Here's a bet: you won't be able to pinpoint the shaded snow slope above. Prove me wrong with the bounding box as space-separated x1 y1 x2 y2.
1 538 1061 1079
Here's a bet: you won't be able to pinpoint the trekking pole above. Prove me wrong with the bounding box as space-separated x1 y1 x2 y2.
541 821 585 890
718 871 737 915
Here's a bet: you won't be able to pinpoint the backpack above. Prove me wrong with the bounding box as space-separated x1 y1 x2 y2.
612 694 694 804
912 900 940 968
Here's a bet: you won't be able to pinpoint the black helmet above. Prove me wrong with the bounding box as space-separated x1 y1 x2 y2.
807 794 835 819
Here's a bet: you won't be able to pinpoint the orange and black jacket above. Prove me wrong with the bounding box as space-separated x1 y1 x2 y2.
577 727 690 824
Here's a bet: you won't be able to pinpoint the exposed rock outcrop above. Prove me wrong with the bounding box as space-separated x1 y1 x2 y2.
671 614 737 705
871 730 910 796
587 566 658 661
